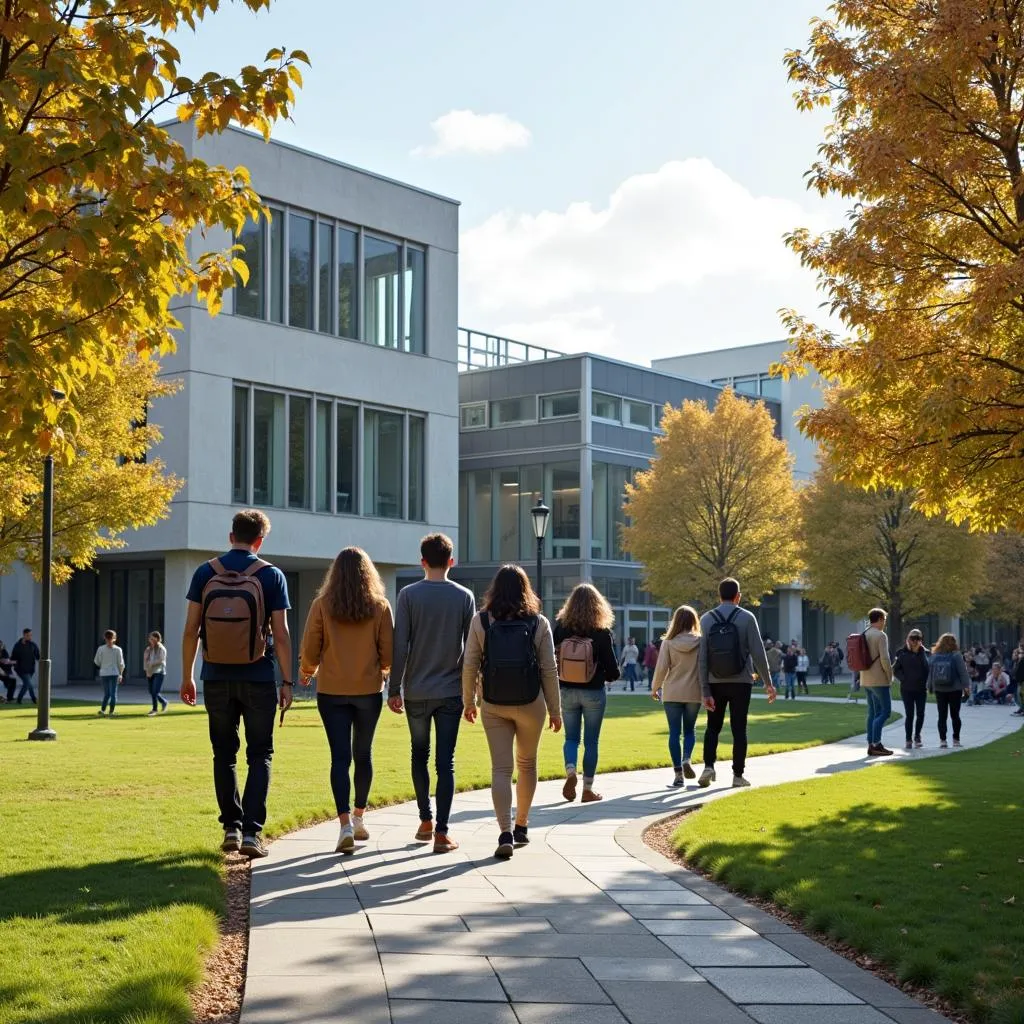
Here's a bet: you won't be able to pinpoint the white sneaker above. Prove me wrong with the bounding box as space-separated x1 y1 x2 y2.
147 710 157 717
352 817 369 841
732 775 751 788
336 824 355 855
698 767 716 788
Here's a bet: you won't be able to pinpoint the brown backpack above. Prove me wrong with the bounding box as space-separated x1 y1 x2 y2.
557 636 597 684
200 558 270 665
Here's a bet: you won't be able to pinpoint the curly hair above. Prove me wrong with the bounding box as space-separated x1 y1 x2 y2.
556 583 614 634
932 632 959 655
483 564 541 620
318 547 388 623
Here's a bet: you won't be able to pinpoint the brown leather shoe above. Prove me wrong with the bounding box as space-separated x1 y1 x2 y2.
415 820 433 842
562 775 578 802
581 790 603 803
433 832 459 853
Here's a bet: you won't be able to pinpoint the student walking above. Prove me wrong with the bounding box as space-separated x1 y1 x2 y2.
0 641 16 703
180 509 293 860
698 578 777 788
766 641 784 692
796 649 810 694
389 534 476 853
463 564 561 859
552 583 620 804
642 641 659 690
892 629 929 748
782 646 799 700
651 605 703 787
857 609 895 757
300 548 394 855
144 631 168 715
619 637 640 691
11 628 40 704
95 630 125 716
928 633 971 748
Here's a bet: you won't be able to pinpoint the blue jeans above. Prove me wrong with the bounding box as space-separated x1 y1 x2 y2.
16 671 36 702
317 692 383 815
405 695 462 834
623 663 639 691
784 672 796 699
100 675 119 712
664 701 700 769
865 686 892 745
561 686 607 779
148 672 167 711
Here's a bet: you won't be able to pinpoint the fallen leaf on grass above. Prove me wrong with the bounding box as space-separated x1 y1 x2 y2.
1004 896 1016 906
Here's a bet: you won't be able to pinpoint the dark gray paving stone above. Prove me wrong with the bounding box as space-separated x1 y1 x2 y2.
628 906 731 921
766 932 857 974
699 968 864 1004
543 910 651 935
641 920 759 937
880 1009 956 1023
241 972 389 1024
512 1004 629 1024
379 953 506 1002
460 916 556 934
607 889 711 906
581 957 702 982
601 980 758 1024
389 1000 517 1023
826 969 925 1010
487 956 610 1003
374 931 672 959
745 1007 896 1024
661 936 804 968
247 928 379 976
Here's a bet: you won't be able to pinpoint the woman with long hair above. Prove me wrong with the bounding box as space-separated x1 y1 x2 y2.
143 631 168 716
300 547 394 854
927 633 971 749
552 583 620 803
463 564 561 859
651 605 703 787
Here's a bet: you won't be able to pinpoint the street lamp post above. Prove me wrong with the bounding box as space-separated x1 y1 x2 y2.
29 390 65 742
530 499 551 609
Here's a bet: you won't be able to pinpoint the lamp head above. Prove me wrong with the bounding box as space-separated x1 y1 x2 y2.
530 500 551 541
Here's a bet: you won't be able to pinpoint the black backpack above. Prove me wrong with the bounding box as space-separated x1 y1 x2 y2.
930 653 955 687
707 608 746 678
480 612 542 706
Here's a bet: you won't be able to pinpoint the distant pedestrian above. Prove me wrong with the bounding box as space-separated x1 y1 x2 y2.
782 645 799 700
796 649 809 694
620 637 640 692
858 608 895 757
11 628 39 705
819 643 835 685
927 633 971 748
766 641 784 691
892 629 928 748
651 605 703 787
95 629 125 716
643 641 659 690
144 631 168 716
0 641 16 703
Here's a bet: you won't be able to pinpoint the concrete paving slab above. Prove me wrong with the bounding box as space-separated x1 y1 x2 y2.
606 888 711 905
240 972 390 1024
661 935 804 967
246 929 380 976
699 967 865 1004
581 956 702 982
388 1000 518 1024
641 919 759 937
379 953 506 1002
601 980 759 1024
512 1005 629 1024
745 1006 896 1024
488 956 611 1004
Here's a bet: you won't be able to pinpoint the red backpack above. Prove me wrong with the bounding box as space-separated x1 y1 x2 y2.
846 631 878 673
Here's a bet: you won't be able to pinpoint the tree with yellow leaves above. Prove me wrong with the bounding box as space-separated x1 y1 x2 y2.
968 531 1024 633
0 0 306 462
0 351 181 580
779 2 1024 532
623 389 802 610
801 464 984 643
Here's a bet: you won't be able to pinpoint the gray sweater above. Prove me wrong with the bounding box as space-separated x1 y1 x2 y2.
698 602 774 699
389 578 476 701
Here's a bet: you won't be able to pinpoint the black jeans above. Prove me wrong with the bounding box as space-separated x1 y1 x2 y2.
406 695 462 834
901 688 927 741
702 683 752 776
935 691 963 742
204 680 277 835
820 666 834 685
1 675 15 702
317 691 383 815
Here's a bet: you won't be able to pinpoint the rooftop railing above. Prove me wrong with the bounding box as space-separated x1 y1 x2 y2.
458 328 564 371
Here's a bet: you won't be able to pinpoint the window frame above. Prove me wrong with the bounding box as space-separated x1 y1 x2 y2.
591 391 622 424
539 391 581 421
490 395 537 428
460 402 488 431
623 399 653 431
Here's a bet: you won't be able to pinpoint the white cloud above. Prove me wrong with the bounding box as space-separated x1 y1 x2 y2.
413 110 531 158
459 158 840 362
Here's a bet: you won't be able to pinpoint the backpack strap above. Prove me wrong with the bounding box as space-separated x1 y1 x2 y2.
724 608 740 624
208 558 226 575
241 558 270 578
710 610 725 626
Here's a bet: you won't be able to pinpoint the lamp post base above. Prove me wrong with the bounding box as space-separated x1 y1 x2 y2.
27 727 58 742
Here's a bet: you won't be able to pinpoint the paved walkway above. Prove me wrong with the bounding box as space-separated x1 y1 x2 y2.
243 706 1022 1024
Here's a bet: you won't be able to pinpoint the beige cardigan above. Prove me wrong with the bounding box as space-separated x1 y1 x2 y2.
462 613 561 717
861 627 894 688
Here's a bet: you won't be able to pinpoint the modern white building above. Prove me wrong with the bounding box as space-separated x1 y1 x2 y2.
0 126 460 686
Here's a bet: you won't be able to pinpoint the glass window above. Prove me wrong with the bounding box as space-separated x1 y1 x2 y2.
547 461 581 559
404 246 425 354
624 401 652 429
712 377 731 386
734 376 759 396
540 392 580 419
592 392 621 421
337 227 358 339
269 207 284 323
336 404 357 514
491 396 535 426
759 375 782 401
288 212 314 330
460 403 487 430
495 469 519 560
591 462 608 559
364 236 400 348
235 218 263 319
288 394 311 509
317 222 333 333
467 469 492 561
408 415 425 521
517 465 543 561
253 389 286 506
458 473 469 563
364 408 404 518
315 399 332 513
592 461 633 560
232 386 248 504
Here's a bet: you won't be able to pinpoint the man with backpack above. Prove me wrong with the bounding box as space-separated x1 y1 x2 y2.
389 534 476 853
848 608 895 757
698 578 776 789
180 510 292 859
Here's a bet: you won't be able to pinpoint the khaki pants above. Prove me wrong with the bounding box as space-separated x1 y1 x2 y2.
481 694 547 833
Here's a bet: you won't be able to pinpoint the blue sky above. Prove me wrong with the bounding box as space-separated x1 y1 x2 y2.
177 0 844 361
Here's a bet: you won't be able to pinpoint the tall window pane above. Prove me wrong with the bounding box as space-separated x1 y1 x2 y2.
364 409 404 518
591 462 609 559
517 466 543 561
592 393 621 421
288 212 314 329
336 404 357 514
547 462 581 559
317 222 333 333
232 386 249 504
235 218 264 318
316 399 332 512
253 390 285 506
609 463 632 559
496 469 519 560
364 236 400 348
288 395 311 509
404 247 425 353
338 227 358 339
269 207 284 323
458 473 469 562
468 469 492 560
408 415 425 521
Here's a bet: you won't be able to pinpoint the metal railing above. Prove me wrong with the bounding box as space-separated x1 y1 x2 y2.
458 328 564 371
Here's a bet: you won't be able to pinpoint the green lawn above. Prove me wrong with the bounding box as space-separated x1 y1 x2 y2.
674 730 1024 1024
0 696 874 1024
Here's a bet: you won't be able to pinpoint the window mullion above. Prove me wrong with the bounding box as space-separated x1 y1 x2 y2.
399 241 407 352
356 229 365 342
282 207 291 328
402 413 410 520
246 384 255 504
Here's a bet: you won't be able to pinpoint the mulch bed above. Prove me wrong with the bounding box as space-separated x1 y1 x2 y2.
642 811 969 1024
